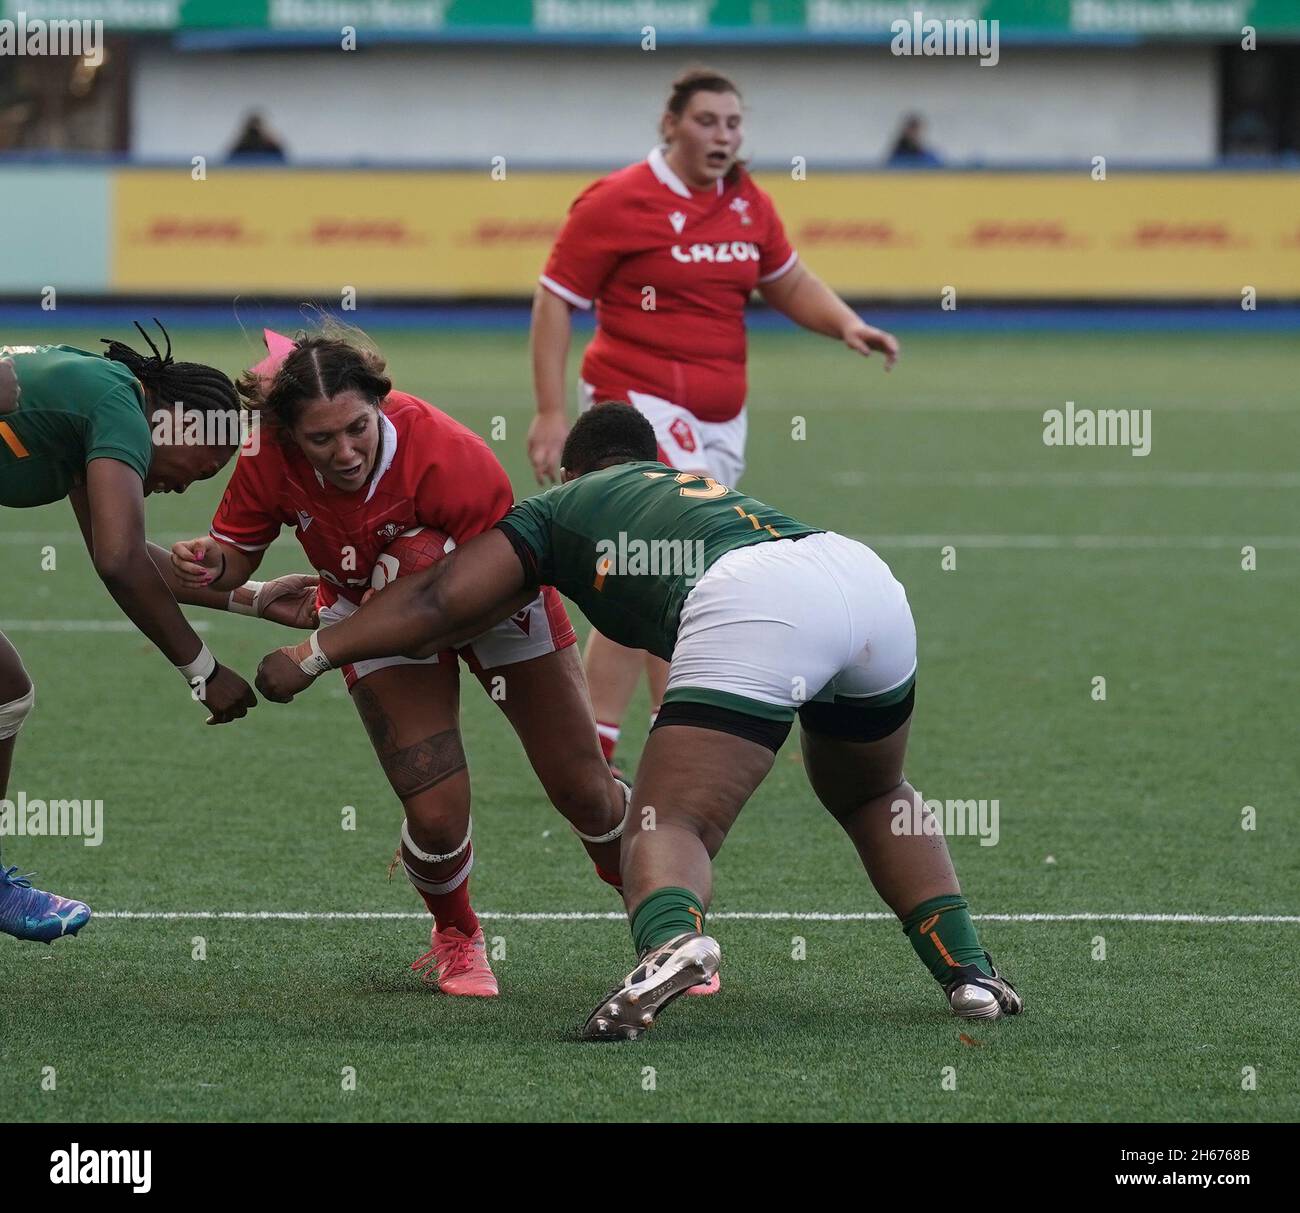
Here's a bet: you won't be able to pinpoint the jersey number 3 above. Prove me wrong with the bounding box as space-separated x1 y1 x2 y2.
642 471 729 499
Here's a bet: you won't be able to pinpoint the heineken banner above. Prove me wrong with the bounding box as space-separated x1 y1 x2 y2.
3 0 1299 38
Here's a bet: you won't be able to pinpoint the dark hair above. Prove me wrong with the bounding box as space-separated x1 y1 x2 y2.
660 67 746 181
561 401 658 476
664 66 742 122
243 335 392 433
102 320 239 422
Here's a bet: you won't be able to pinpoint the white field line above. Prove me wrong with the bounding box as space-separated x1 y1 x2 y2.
0 620 211 632
850 534 1300 550
92 911 1300 924
0 532 193 545
831 470 1300 489
3 531 1295 554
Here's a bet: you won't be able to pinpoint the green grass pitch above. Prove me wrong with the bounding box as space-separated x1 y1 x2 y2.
2 325 1297 1121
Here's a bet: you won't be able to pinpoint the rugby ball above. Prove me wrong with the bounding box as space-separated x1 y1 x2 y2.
370 526 457 592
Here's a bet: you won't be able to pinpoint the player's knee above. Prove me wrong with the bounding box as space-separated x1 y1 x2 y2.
695 818 729 858
402 811 469 861
546 762 621 832
0 682 35 740
652 809 727 857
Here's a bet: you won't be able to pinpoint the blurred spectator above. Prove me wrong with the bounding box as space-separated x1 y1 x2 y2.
227 111 287 161
1223 111 1272 157
888 113 941 166
0 54 121 152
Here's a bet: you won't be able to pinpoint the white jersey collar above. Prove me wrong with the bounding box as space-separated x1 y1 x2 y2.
647 146 723 200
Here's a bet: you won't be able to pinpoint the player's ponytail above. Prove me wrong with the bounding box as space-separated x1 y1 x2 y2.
102 320 239 417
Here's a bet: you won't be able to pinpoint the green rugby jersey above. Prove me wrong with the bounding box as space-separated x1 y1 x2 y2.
0 345 151 508
496 461 822 660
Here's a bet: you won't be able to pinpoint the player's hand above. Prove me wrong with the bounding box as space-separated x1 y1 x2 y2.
842 321 899 371
527 411 570 484
171 536 226 588
197 664 257 725
256 574 320 629
255 647 317 703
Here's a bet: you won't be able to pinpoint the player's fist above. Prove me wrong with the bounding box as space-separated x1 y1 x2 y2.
171 536 226 588
842 321 899 371
198 664 257 725
255 574 320 629
527 411 570 484
256 646 317 704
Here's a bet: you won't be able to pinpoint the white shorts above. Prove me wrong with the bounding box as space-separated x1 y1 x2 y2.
579 379 748 488
662 532 917 728
320 587 576 690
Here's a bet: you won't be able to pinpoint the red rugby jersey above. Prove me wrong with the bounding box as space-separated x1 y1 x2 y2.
210 392 513 609
540 147 797 423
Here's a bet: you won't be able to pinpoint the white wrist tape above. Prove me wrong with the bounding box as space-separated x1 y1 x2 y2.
297 631 333 677
177 643 217 685
228 580 265 617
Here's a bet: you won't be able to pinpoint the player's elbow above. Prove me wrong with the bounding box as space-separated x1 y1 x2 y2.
92 548 138 590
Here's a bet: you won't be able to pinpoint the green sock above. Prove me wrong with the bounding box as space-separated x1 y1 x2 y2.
630 887 706 954
900 894 993 983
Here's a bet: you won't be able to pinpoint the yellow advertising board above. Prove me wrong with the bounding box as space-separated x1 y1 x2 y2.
111 169 1300 298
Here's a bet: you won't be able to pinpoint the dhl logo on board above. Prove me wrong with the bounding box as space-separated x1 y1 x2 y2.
111 169 1300 298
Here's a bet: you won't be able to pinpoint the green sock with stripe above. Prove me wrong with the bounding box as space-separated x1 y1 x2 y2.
901 894 993 982
631 886 705 955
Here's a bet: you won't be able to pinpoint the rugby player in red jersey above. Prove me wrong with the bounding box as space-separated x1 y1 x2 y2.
528 66 900 785
170 332 629 997
256 403 1023 1039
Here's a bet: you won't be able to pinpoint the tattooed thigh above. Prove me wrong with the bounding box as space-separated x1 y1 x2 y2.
382 728 468 799
352 683 467 799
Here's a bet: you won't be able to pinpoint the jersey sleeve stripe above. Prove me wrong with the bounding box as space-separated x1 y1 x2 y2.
539 275 594 311
0 421 30 458
210 527 273 553
757 250 799 285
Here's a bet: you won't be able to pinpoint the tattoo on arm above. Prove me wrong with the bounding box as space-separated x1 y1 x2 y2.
353 684 467 799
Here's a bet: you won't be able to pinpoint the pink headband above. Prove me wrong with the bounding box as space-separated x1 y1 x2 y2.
248 328 297 387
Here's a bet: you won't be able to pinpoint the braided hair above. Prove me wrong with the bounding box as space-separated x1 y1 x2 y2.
242 333 391 435
102 320 239 419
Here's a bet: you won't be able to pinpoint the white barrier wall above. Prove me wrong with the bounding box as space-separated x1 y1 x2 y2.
131 42 1218 166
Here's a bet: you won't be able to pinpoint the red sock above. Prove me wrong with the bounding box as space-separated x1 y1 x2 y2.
596 720 620 763
594 862 624 893
419 880 479 938
408 844 479 937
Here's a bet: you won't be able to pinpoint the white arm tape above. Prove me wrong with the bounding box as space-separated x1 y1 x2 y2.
177 643 217 685
228 580 266 617
297 631 333 677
